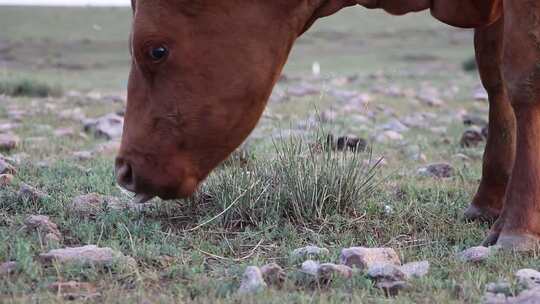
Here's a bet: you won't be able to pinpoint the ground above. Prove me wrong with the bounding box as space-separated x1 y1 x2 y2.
0 6 538 304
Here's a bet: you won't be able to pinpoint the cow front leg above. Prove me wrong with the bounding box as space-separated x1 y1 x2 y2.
483 0 540 250
464 17 516 222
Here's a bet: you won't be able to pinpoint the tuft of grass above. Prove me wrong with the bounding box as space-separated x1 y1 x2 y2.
0 78 62 98
196 134 382 229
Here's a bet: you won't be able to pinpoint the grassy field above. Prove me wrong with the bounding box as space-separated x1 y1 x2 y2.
0 5 534 304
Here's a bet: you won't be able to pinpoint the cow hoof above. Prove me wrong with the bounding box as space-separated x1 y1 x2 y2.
463 204 500 222
496 233 540 252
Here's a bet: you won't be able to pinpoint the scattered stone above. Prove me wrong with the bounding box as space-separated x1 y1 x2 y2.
260 263 286 288
320 110 337 123
418 163 455 178
463 115 487 127
318 263 353 281
238 266 267 294
461 126 485 148
24 215 62 242
0 158 15 174
0 261 17 276
53 127 81 138
515 269 540 289
47 281 100 301
340 247 400 270
0 134 20 151
375 130 404 143
376 280 409 297
379 119 409 133
483 292 508 304
403 145 427 162
417 86 445 107
367 263 406 282
509 286 540 303
457 246 492 263
18 183 48 202
72 151 94 161
83 113 124 140
292 245 330 258
69 193 126 217
286 83 320 97
39 245 135 267
400 261 430 279
0 174 14 187
58 108 86 121
336 135 367 152
486 281 512 296
0 123 19 132
474 85 489 101
301 260 320 276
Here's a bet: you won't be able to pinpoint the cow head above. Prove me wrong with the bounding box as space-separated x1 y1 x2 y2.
116 0 361 202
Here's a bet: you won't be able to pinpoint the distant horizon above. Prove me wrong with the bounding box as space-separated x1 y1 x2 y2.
0 0 129 6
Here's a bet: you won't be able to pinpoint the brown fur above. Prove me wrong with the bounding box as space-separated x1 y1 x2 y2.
117 0 540 250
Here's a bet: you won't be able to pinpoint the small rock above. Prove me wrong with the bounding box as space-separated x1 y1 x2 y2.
238 266 267 294
69 193 125 217
461 126 485 148
0 158 15 174
260 263 285 287
458 246 492 263
287 83 320 97
379 119 409 133
83 113 124 140
403 145 427 162
417 86 445 107
18 183 48 201
474 86 489 101
0 134 20 151
39 245 135 267
400 261 430 279
376 280 408 297
340 247 400 270
72 151 94 161
515 269 540 289
336 136 367 152
367 263 406 282
375 130 404 143
483 292 508 304
486 281 512 296
418 163 455 178
292 245 330 258
24 215 62 242
0 174 14 187
509 286 540 303
463 115 488 127
301 260 320 276
318 263 353 282
0 261 17 276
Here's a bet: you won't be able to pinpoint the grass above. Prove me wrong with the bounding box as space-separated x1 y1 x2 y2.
0 78 62 98
0 4 535 304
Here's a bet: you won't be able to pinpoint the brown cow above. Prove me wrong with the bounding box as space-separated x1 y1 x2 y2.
116 0 540 251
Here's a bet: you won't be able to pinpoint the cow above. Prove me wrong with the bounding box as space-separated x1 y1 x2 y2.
116 0 540 251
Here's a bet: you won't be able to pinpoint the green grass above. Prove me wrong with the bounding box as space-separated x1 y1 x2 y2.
0 78 62 98
0 5 531 304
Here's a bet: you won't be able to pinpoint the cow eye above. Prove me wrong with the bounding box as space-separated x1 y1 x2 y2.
149 46 168 62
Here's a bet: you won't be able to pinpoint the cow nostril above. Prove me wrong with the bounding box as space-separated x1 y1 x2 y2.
115 157 136 191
